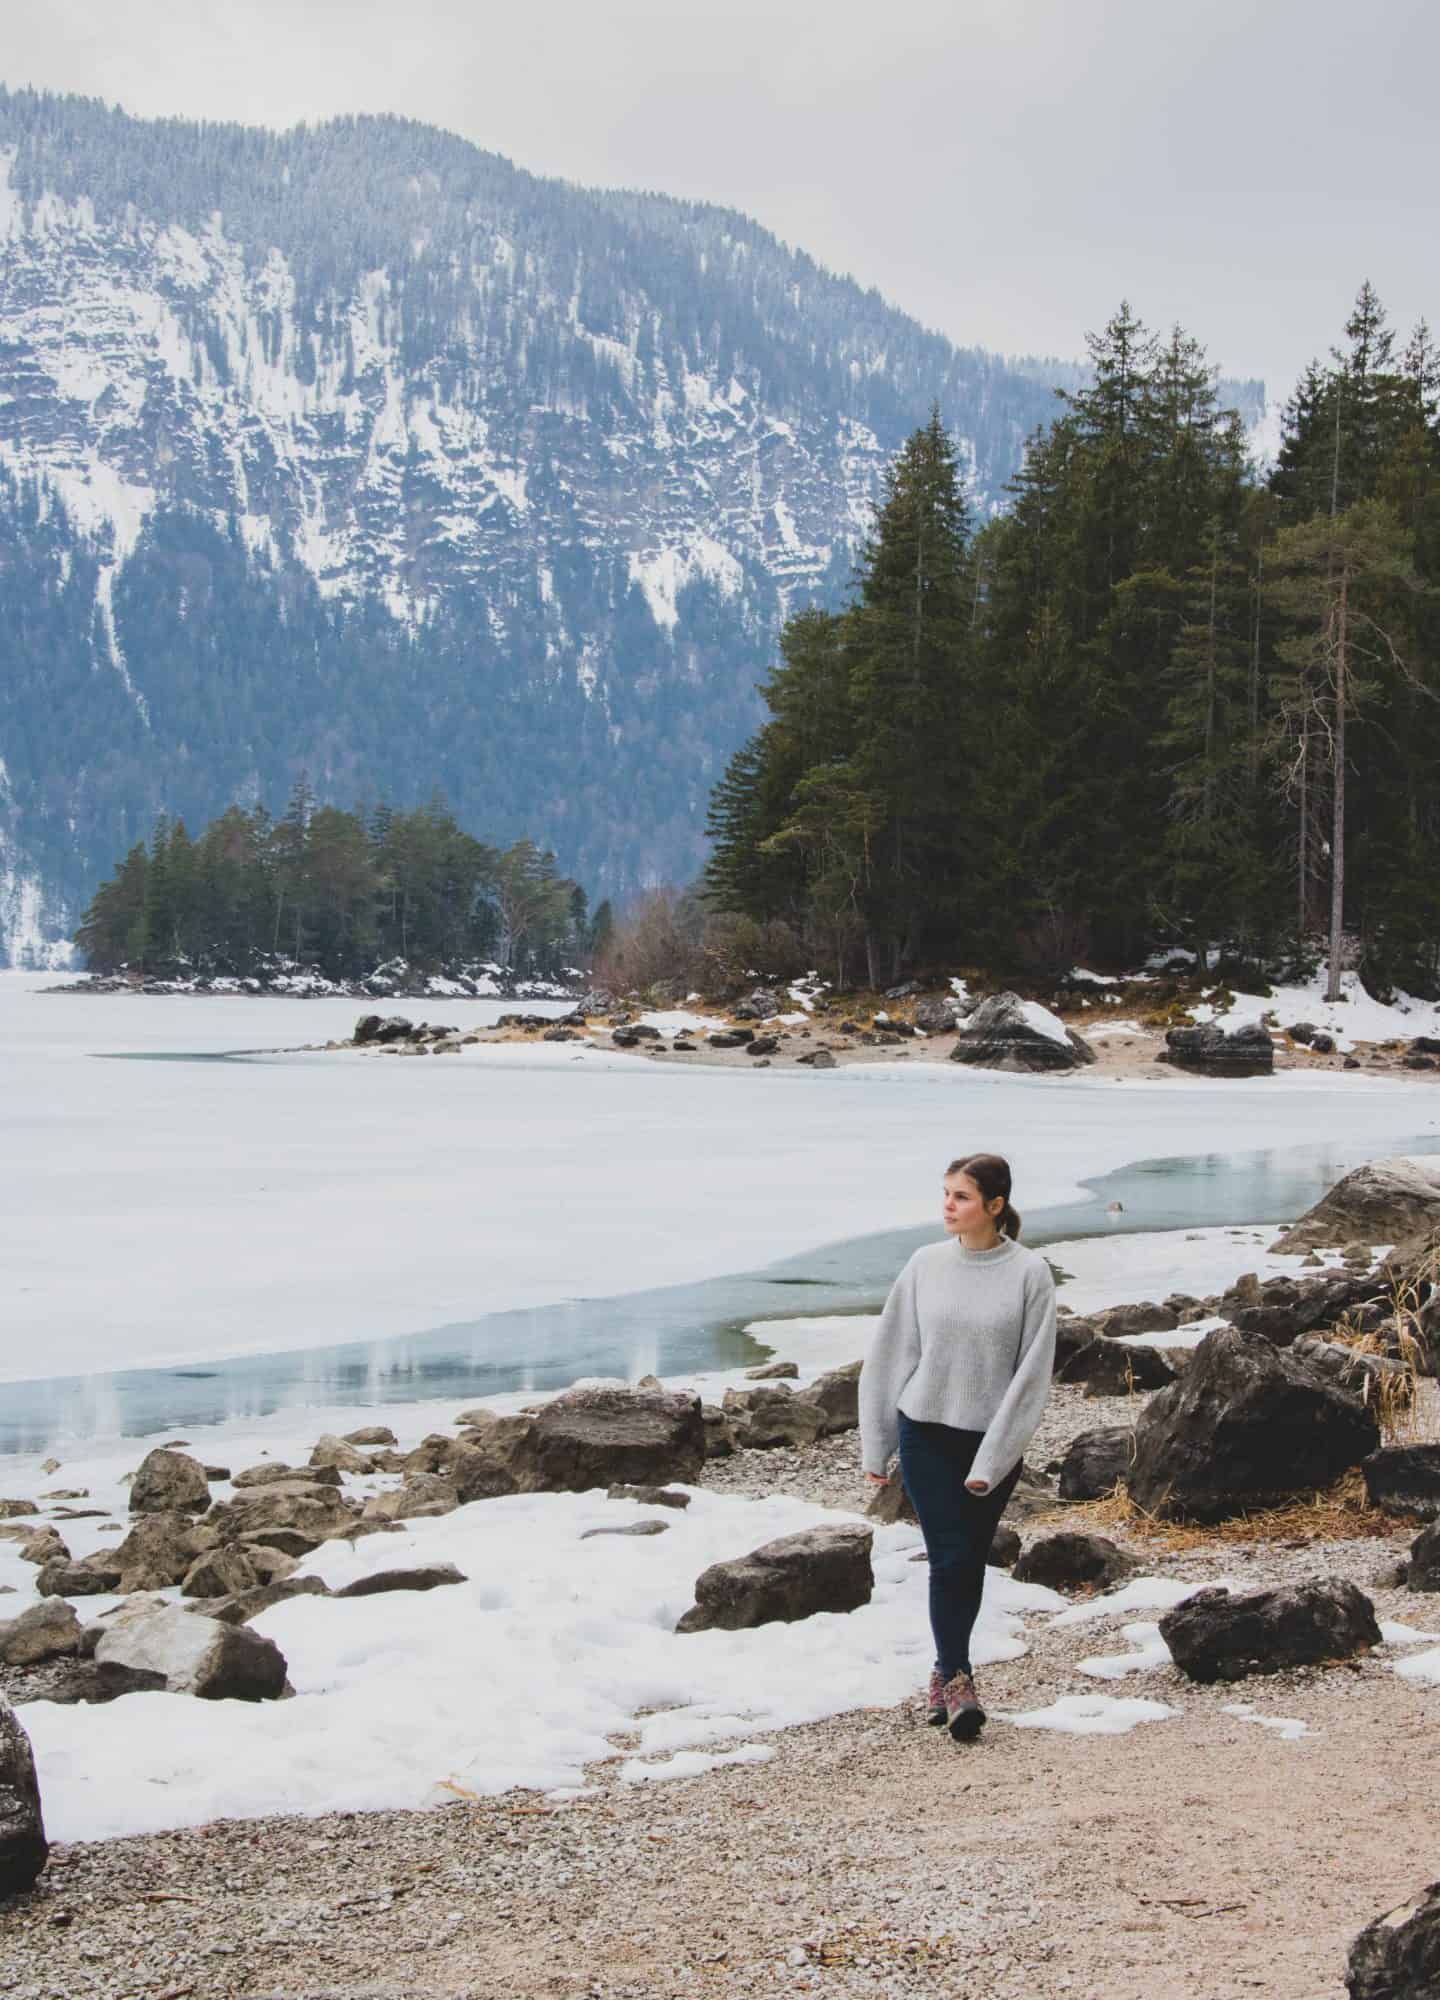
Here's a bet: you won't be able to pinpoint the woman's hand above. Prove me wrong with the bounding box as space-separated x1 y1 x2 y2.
965 1478 990 1495
864 1471 889 1487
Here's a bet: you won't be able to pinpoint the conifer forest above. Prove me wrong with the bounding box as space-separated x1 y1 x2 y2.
705 289 1440 1001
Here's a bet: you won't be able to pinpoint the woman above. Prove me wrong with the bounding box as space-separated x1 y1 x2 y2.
859 1152 1055 1743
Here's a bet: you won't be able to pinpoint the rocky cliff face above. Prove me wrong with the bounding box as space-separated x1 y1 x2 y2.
0 93 1263 962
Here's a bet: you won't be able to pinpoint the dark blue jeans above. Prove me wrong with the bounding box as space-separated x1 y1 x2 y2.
897 1412 1022 1680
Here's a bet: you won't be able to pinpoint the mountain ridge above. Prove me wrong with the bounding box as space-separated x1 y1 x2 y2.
0 88 1265 964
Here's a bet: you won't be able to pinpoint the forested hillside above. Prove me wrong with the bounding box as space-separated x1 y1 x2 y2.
2 87 1235 965
706 291 1440 998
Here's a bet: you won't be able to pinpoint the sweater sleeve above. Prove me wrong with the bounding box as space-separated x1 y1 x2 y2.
967 1259 1056 1490
858 1258 923 1476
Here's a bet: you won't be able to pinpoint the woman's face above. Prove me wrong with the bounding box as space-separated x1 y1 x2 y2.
942 1171 1001 1237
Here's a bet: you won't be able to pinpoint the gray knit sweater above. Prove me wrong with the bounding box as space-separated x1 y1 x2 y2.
858 1237 1056 1487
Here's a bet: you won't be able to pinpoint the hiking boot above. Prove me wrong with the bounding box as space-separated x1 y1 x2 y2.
942 1670 985 1743
925 1665 948 1726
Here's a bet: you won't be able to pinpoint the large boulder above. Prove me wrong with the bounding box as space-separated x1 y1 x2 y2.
913 996 958 1033
36 1555 122 1597
806 1361 863 1434
0 1599 83 1668
129 1447 210 1516
308 1435 370 1473
1271 1157 1440 1255
1159 1579 1381 1682
676 1523 873 1633
1092 1301 1179 1338
361 1475 460 1523
94 1597 288 1699
0 1699 47 1896
521 1386 706 1491
1012 1532 1139 1592
948 993 1095 1073
1161 1022 1274 1077
721 1384 828 1450
1058 1427 1134 1502
1361 1446 1440 1522
1347 1882 1440 1998
1126 1325 1381 1522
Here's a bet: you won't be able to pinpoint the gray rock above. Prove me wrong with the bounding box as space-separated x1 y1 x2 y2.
989 1526 1022 1568
1347 1880 1440 1998
129 1447 210 1516
948 992 1096 1073
745 1360 800 1380
606 1485 691 1509
194 1577 332 1626
0 1501 38 1520
913 996 958 1033
1161 1022 1274 1077
333 1563 467 1598
1363 1446 1440 1521
524 1385 707 1490
8 1527 69 1568
795 1046 838 1069
807 1360 863 1434
181 1546 268 1599
94 1598 288 1700
0 1599 82 1667
1127 1325 1381 1522
1406 1521 1440 1593
205 1483 359 1545
1295 1337 1412 1401
232 1461 342 1489
113 1511 212 1591
1221 1268 1387 1348
677 1523 874 1633
700 1406 738 1458
721 1384 828 1449
1269 1156 1440 1254
1079 1341 1177 1398
579 1521 670 1540
1012 1532 1139 1592
1159 1578 1381 1682
361 1475 460 1522
0 1699 47 1896
308 1435 370 1473
1058 1427 1135 1502
864 1478 917 1527
1092 1301 1178 1338
36 1556 122 1597
342 1426 398 1447
732 988 782 1021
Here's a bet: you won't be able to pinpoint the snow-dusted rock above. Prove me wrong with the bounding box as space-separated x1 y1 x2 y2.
93 1598 287 1700
948 993 1095 1073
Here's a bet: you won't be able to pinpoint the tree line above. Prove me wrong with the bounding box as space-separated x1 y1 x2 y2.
705 287 1440 1000
75 790 603 981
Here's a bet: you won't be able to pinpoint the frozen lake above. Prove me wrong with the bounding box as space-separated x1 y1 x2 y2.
4 972 1439 1453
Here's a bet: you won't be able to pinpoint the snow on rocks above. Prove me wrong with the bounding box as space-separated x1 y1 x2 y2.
948 992 1096 1073
93 1595 289 1701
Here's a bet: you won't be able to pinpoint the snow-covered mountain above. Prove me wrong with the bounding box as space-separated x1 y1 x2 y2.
0 91 1263 963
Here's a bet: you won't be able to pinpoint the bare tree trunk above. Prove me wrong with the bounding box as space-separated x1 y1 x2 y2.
1327 569 1349 1002
864 929 879 991
1297 728 1309 941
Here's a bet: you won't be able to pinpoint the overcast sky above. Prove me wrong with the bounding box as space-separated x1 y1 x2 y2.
13 0 1438 401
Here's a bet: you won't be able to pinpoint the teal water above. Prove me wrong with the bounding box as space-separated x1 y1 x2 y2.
4 1128 1437 1457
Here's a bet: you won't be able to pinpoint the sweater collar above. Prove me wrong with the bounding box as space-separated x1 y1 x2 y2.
954 1236 1021 1266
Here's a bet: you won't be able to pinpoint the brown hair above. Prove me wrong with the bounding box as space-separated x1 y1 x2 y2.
946 1153 1021 1241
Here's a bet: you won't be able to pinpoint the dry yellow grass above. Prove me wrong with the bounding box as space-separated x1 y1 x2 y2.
1052 1467 1399 1552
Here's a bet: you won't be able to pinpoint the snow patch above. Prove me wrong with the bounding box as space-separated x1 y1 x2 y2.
998 1695 1179 1736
